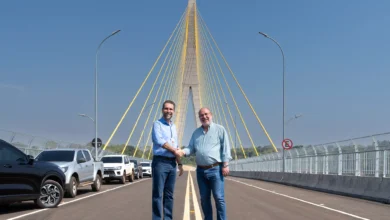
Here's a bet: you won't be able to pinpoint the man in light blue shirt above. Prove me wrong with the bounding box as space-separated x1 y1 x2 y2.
151 100 183 220
178 107 232 220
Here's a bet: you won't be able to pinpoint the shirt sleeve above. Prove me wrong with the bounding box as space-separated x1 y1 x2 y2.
220 127 232 162
183 132 196 156
152 121 168 147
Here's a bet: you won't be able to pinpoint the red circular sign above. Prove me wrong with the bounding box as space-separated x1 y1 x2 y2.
282 138 293 150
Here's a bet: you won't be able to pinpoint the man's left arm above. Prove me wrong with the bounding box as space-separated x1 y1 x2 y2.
221 127 232 176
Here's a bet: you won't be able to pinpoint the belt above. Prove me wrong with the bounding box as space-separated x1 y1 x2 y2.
197 162 221 170
153 155 176 161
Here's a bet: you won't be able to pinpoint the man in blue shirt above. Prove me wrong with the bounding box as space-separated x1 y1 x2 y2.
151 100 183 220
178 107 232 220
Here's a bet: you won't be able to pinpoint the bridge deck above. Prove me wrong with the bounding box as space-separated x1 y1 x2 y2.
1 172 389 220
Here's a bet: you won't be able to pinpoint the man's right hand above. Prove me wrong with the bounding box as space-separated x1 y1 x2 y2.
174 149 185 157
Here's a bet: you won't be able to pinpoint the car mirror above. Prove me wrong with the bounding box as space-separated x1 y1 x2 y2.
27 155 35 165
78 158 87 163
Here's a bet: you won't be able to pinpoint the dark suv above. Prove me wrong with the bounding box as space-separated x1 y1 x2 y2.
0 139 66 208
130 159 143 179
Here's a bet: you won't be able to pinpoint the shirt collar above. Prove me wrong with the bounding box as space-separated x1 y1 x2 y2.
201 122 214 131
159 117 172 126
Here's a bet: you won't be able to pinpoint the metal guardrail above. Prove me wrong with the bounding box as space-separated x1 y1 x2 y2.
230 132 390 178
0 128 151 162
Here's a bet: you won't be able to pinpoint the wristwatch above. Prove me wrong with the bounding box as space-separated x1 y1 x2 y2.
178 163 183 166
223 164 228 168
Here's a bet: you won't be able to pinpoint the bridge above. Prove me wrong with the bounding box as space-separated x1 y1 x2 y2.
1 0 390 219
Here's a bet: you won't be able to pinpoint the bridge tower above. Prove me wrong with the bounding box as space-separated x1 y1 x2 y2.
176 0 202 145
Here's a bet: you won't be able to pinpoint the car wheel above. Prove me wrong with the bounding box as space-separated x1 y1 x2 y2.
35 179 64 208
120 172 126 184
91 174 101 192
66 176 78 198
129 171 134 182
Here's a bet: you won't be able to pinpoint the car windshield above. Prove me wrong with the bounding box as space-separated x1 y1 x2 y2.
36 151 75 162
141 162 150 167
130 160 137 165
101 157 123 163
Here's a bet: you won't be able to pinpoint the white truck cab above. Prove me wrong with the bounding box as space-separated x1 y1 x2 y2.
140 161 152 177
101 155 134 184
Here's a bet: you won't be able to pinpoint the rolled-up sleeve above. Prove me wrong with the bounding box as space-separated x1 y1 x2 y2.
152 121 167 147
221 127 232 162
183 132 195 156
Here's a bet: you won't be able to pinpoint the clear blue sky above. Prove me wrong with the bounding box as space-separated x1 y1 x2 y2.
1 0 389 149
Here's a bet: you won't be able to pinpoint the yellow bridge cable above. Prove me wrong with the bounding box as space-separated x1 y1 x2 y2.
199 26 238 160
198 11 277 152
140 37 183 158
199 31 220 124
121 12 186 155
199 21 240 159
167 28 186 101
197 12 249 157
103 9 187 150
175 6 190 128
131 20 186 156
173 7 189 104
144 46 180 159
198 11 259 156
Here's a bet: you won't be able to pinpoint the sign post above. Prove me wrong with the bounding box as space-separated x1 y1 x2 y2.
282 138 293 172
92 138 102 160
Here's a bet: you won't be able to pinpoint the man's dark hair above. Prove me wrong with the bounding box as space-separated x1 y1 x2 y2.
162 100 176 110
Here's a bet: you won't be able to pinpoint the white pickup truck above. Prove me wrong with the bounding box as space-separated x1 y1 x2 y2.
101 155 135 184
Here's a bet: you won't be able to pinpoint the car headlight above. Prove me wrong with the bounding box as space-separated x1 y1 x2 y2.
61 167 68 173
114 166 122 170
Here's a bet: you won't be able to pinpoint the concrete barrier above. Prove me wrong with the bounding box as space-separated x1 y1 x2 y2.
229 171 390 204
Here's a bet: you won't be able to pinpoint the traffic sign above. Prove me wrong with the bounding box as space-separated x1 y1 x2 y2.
92 138 102 148
282 138 293 150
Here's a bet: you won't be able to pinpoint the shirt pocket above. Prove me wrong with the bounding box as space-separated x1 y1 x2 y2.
208 135 220 147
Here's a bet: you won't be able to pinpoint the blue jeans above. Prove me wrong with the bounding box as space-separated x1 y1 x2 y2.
196 165 226 220
152 157 177 220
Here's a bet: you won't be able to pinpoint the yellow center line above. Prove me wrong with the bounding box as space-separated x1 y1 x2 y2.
189 172 202 219
183 171 202 220
183 172 191 220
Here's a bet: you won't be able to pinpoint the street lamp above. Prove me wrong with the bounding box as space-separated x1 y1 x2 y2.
258 31 286 172
286 114 303 125
95 29 121 161
78 113 95 122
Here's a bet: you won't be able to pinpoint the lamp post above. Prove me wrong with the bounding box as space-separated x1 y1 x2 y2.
258 31 286 172
95 30 121 161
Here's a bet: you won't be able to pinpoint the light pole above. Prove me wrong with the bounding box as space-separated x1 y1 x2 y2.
95 29 121 161
258 31 286 172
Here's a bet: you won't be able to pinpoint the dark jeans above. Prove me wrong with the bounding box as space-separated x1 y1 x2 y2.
196 165 226 220
152 156 177 220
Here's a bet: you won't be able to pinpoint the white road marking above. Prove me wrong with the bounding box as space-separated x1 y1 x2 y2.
227 178 370 220
7 178 150 220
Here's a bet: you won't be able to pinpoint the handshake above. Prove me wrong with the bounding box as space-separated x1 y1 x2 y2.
174 148 185 158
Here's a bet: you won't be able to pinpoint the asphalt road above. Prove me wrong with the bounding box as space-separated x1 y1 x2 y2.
1 172 390 220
